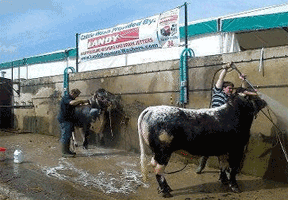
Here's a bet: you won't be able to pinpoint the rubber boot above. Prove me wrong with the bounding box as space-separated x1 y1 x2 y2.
196 156 208 174
61 143 75 158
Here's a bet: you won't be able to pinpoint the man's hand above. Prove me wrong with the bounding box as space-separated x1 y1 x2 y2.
239 74 246 80
222 62 232 69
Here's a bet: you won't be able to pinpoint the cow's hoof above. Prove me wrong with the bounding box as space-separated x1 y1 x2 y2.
62 153 76 158
219 178 229 186
229 183 241 193
83 146 88 150
158 188 173 198
157 187 172 193
219 172 229 186
161 192 173 198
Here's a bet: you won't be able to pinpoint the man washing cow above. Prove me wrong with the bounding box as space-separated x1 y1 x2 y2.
138 63 266 198
58 88 89 158
196 62 247 174
58 88 114 157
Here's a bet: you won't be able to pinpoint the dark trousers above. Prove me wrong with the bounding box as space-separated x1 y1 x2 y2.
59 121 74 144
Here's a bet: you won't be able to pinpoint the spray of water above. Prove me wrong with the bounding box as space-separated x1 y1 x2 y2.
258 92 288 163
259 92 288 133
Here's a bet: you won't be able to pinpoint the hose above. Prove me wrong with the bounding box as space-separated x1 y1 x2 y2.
230 63 257 92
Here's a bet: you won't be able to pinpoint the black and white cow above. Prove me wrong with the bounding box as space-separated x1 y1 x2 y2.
72 88 117 149
138 88 267 198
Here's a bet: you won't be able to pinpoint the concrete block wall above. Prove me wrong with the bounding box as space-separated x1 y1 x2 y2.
12 45 288 181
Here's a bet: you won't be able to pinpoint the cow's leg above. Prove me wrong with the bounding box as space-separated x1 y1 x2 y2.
81 124 91 149
154 153 173 198
98 113 106 142
227 152 243 193
150 156 157 169
218 154 230 185
229 168 241 193
77 128 85 149
71 131 78 147
151 157 172 194
196 156 209 174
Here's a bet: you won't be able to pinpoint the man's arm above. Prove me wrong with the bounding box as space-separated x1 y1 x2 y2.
239 74 249 88
69 99 89 106
215 63 231 89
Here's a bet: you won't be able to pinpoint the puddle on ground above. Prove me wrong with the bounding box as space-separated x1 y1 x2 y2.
42 158 149 194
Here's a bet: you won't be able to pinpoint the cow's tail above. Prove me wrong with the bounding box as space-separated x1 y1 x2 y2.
138 109 148 182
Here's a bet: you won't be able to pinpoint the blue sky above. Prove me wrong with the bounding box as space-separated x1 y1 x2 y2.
0 0 287 63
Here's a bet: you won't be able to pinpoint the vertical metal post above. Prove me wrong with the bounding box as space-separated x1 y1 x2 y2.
76 33 79 73
26 65 28 79
184 2 188 49
25 58 28 79
184 2 188 106
11 62 13 82
65 49 69 68
180 2 191 106
63 67 76 96
18 64 20 82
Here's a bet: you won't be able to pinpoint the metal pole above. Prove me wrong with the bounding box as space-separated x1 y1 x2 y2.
179 2 189 106
76 33 79 73
11 62 13 83
11 62 14 128
26 60 28 79
184 2 189 106
184 2 188 49
64 67 76 96
18 63 20 82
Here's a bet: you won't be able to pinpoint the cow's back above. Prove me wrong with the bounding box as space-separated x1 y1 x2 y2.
138 104 250 156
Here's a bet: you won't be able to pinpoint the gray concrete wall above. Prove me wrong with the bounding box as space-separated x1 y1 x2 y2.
13 45 288 181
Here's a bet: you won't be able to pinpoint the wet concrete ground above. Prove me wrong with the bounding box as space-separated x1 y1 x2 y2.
1 131 288 199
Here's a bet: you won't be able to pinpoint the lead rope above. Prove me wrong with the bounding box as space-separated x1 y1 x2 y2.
260 107 288 163
164 159 189 175
108 107 114 138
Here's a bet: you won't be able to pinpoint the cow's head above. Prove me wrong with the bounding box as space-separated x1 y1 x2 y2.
232 87 267 117
89 88 110 109
89 88 120 112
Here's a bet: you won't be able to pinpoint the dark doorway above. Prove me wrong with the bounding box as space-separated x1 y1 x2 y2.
0 78 13 129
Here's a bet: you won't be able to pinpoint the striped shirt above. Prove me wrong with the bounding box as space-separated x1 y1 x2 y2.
211 86 228 108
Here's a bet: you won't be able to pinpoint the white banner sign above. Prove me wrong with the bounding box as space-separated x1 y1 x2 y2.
78 8 180 62
158 8 180 48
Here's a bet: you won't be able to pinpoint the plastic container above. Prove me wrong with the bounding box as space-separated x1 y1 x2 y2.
14 149 24 163
0 147 6 161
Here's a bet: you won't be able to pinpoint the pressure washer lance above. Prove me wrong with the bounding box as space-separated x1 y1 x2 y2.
231 63 257 92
